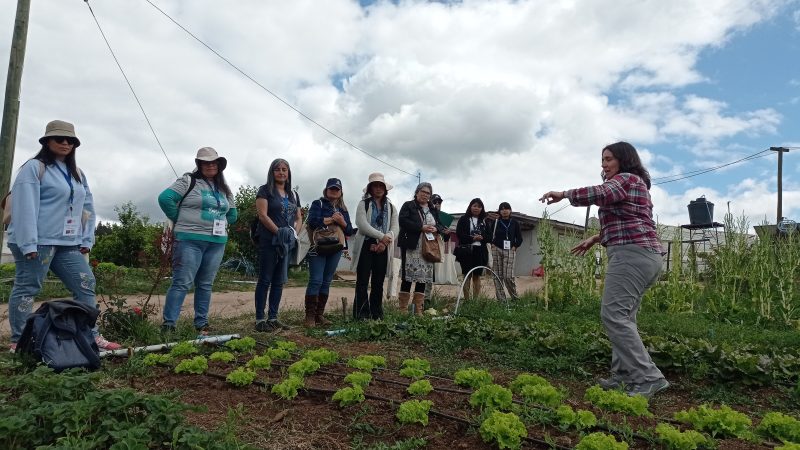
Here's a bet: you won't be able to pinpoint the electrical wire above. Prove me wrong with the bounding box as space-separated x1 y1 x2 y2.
652 149 772 186
84 1 178 178
142 0 417 178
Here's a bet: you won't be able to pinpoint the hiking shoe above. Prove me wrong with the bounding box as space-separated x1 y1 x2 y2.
196 325 212 336
8 343 16 354
270 319 291 330
95 335 122 351
160 324 177 334
625 378 669 399
598 374 624 390
255 320 276 332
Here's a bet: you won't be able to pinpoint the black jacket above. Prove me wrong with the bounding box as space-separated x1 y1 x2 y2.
398 200 449 250
456 214 490 249
486 217 523 248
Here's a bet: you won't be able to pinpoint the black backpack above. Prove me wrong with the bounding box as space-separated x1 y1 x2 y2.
16 300 102 372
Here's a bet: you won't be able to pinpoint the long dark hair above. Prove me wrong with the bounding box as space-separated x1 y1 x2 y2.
192 162 232 196
34 144 81 182
603 142 652 189
465 198 487 220
265 158 292 198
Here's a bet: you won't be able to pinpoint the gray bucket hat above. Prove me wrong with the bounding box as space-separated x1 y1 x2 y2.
195 147 227 171
39 120 80 148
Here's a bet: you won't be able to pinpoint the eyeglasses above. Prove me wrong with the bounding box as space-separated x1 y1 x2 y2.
51 136 76 146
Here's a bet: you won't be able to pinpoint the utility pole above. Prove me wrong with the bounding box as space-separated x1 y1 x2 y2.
770 147 790 224
0 0 32 251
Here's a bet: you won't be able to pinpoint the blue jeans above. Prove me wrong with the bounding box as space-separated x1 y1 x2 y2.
255 241 288 321
306 251 342 296
8 244 99 342
162 239 225 329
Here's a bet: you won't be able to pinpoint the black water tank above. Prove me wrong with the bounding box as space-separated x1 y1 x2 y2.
687 196 714 225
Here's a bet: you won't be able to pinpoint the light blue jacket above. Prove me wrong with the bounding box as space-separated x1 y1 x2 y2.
7 159 96 255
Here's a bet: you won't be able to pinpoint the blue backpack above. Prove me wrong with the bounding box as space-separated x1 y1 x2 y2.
16 300 101 372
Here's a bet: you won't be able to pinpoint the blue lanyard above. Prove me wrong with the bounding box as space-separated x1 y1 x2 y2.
500 219 512 240
53 163 74 206
204 180 221 208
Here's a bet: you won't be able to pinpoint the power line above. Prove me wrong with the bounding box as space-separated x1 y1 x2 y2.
652 149 772 186
84 1 178 178
142 0 417 178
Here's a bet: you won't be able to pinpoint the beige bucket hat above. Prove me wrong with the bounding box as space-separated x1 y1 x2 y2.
39 120 80 148
195 147 227 171
363 172 393 193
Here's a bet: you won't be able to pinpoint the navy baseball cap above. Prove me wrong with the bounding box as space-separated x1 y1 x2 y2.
326 178 342 190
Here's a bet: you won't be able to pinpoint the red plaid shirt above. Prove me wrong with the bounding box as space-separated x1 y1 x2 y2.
566 173 662 253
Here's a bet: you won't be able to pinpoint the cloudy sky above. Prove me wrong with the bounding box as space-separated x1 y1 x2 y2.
1 0 798 229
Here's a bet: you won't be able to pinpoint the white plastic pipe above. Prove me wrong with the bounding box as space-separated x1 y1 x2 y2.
99 333 241 358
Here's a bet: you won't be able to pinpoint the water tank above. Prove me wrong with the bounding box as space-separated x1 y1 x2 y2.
687 196 714 225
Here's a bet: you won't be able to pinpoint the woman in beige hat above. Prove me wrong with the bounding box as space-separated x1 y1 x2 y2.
158 147 237 335
350 173 399 320
6 120 120 351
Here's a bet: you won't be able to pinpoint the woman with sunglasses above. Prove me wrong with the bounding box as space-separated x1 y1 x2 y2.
351 173 398 320
5 120 120 352
304 178 353 327
158 147 237 335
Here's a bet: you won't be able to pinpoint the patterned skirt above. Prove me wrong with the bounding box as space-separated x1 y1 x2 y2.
402 235 434 283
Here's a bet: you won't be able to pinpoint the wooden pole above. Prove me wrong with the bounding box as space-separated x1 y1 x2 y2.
770 147 790 224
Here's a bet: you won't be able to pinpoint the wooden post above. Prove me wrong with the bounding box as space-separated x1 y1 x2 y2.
770 147 790 225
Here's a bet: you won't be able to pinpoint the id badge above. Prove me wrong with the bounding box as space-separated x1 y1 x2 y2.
503 240 511 250
212 219 226 236
425 232 435 241
63 216 79 237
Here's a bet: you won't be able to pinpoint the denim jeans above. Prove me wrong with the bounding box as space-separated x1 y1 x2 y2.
162 239 226 329
8 243 99 342
305 250 342 296
255 240 288 321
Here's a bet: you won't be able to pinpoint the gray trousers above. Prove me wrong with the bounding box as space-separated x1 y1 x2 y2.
602 244 664 384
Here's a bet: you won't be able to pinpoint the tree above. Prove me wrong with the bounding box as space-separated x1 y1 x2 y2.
92 202 162 267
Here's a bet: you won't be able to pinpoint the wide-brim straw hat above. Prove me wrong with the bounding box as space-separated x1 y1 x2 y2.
39 120 80 148
363 172 393 193
195 147 227 171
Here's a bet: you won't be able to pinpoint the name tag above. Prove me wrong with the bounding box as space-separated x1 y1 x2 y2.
212 219 227 236
425 232 435 241
503 240 511 250
63 216 78 237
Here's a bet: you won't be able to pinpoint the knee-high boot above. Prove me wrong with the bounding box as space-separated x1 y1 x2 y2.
398 291 410 313
316 293 332 326
304 295 317 328
412 292 425 317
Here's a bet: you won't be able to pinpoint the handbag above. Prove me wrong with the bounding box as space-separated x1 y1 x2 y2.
312 225 345 256
420 234 442 263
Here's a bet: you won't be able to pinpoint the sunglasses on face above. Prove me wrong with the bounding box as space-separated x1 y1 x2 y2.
51 136 77 146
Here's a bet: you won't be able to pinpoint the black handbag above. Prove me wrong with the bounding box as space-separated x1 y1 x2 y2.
453 244 471 262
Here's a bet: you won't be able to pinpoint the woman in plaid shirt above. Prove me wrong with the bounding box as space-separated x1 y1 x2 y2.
539 141 668 399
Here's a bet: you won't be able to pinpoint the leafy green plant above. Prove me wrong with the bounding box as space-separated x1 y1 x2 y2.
169 341 199 357
265 347 291 360
348 355 387 372
479 410 528 450
469 384 513 411
776 443 800 450
655 423 714 450
584 385 651 417
454 368 493 389
209 351 236 363
509 373 551 394
332 385 366 407
555 405 596 431
396 400 433 426
518 383 565 408
224 337 257 353
246 355 272 370
143 353 174 366
674 404 752 438
575 432 629 450
271 375 304 400
275 340 298 351
305 348 339 365
288 358 321 377
344 371 372 388
226 367 257 387
757 412 800 444
407 380 434 397
174 356 208 374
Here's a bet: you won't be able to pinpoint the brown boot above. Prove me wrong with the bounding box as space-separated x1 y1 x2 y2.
315 293 332 327
398 291 410 313
304 295 317 328
412 292 425 317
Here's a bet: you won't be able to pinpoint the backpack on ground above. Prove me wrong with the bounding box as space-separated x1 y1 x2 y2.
16 299 102 372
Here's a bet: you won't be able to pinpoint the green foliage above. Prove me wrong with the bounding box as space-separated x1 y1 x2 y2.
174 356 208 374
304 348 339 365
776 443 800 450
224 337 257 353
245 355 272 370
518 384 565 408
361 437 428 450
575 432 629 450
332 385 366 407
407 380 434 397
509 373 550 393
655 423 714 450
209 351 236 363
92 202 162 267
555 405 596 431
757 412 800 444
288 358 321 377
399 367 426 379
396 400 433 426
228 184 259 266
469 384 513 411
169 341 198 357
348 355 387 372
275 340 298 352
584 385 652 417
225 367 257 387
345 371 373 389
453 368 493 389
265 347 291 360
142 353 174 366
479 410 528 450
674 404 752 438
271 375 305 400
